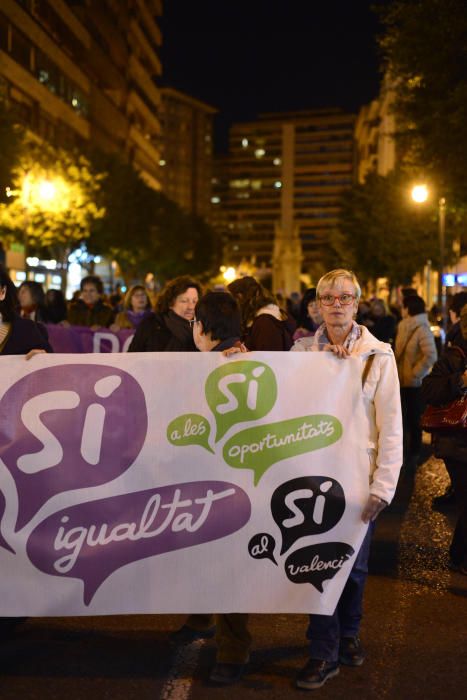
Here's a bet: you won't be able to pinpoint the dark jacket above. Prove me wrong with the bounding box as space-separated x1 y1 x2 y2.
445 320 462 347
0 316 53 355
67 299 114 328
421 340 467 461
128 312 197 352
245 312 296 351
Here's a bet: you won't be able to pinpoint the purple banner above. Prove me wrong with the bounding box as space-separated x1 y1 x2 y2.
46 325 134 353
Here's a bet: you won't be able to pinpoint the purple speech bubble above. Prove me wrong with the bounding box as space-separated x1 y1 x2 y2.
0 364 147 532
26 480 251 605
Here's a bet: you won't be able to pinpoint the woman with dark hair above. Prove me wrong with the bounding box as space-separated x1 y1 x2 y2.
67 274 114 328
0 267 51 356
293 287 322 341
44 288 68 324
227 276 295 351
18 280 49 323
128 275 201 352
110 285 153 332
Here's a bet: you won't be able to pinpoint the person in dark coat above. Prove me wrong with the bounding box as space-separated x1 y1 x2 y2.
67 275 114 328
421 303 467 575
227 276 295 351
0 266 52 356
445 291 467 347
128 275 201 352
18 280 49 324
44 288 68 324
293 287 322 341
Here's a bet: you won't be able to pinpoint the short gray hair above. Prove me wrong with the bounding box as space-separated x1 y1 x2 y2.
316 269 362 302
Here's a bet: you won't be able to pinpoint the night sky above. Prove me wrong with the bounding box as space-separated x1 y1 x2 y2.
161 0 389 151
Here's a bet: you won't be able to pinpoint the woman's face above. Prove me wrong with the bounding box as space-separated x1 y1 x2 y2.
18 285 33 308
130 289 148 312
171 286 199 321
307 301 322 325
318 281 358 331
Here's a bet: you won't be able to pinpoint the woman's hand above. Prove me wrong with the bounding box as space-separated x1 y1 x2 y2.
110 323 120 332
323 343 350 359
362 494 387 523
222 343 248 357
25 349 46 361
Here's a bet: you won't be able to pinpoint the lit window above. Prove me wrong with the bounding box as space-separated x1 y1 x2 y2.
251 180 262 190
274 181 282 189
159 159 166 166
211 196 221 204
230 179 250 188
241 138 248 147
273 157 282 166
255 148 265 158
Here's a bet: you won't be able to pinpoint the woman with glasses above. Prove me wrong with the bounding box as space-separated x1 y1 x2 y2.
292 268 402 690
128 275 201 352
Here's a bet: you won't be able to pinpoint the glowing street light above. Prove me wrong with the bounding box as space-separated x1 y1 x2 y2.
37 179 57 203
411 183 447 330
222 266 236 284
411 184 429 204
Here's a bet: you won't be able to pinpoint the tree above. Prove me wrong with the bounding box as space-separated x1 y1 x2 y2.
0 134 105 265
89 151 220 283
331 170 459 286
378 0 467 205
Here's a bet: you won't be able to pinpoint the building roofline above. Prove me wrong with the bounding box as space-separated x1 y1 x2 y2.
161 87 218 114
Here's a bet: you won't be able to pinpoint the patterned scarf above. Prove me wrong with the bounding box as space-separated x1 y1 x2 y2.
313 321 362 353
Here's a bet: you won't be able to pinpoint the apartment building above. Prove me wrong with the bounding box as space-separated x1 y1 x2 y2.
354 78 396 184
159 87 216 220
0 0 163 189
215 109 355 276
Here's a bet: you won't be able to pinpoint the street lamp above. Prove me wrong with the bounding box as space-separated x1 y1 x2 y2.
410 184 447 331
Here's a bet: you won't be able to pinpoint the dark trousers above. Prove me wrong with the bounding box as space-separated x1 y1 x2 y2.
184 613 251 664
445 459 467 567
306 522 374 662
401 387 425 460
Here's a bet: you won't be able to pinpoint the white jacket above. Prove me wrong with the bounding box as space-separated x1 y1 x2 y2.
292 325 403 504
395 313 437 387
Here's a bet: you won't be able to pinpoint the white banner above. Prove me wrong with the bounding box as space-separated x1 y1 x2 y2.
0 352 370 616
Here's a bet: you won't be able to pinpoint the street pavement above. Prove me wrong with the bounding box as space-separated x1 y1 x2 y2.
1 454 466 700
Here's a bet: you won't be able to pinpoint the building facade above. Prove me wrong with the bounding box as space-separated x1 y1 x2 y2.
159 87 216 220
0 0 163 189
354 78 396 184
214 109 355 280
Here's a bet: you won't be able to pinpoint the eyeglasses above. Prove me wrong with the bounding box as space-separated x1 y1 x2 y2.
319 293 356 306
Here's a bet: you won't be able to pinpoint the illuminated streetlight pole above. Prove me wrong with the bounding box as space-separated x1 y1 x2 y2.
410 184 447 332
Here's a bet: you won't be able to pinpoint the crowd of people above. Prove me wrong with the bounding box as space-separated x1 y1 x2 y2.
0 262 466 690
